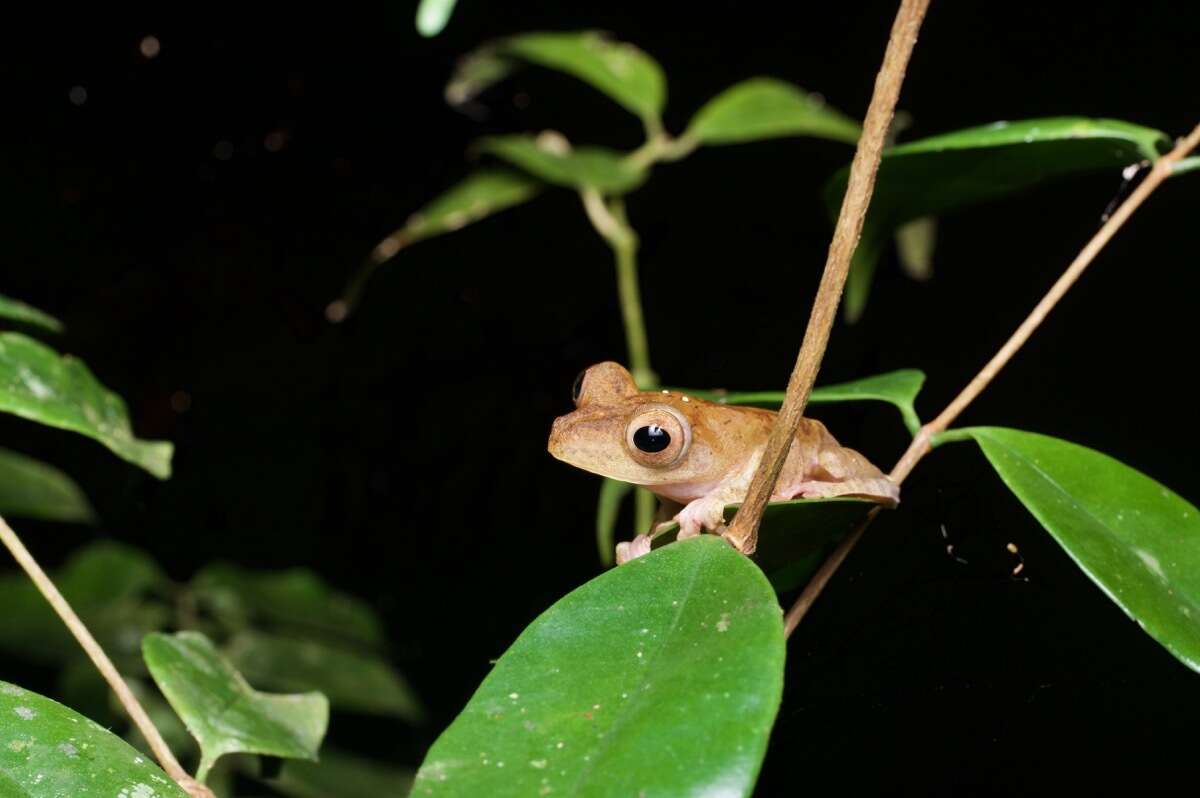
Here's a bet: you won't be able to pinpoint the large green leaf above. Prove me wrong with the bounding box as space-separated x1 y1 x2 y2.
0 295 63 334
143 631 329 781
478 135 647 194
649 498 877 592
224 631 422 721
823 117 1171 322
190 563 384 647
411 536 784 797
415 0 458 37
260 748 414 798
685 77 860 146
0 447 96 523
941 427 1200 672
490 31 667 124
0 332 173 478
0 679 189 798
676 368 926 435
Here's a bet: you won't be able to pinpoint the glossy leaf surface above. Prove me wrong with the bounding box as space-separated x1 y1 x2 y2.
686 77 860 145
0 295 62 334
0 447 96 523
412 536 785 797
143 631 329 780
478 135 646 194
824 117 1170 321
0 332 173 478
945 426 1200 672
0 679 188 797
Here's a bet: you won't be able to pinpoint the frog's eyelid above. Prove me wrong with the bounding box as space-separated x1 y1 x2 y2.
571 370 587 405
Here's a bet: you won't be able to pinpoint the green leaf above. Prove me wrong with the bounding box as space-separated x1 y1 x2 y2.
416 0 458 37
143 631 329 781
0 295 63 334
674 368 926 435
444 46 517 107
501 31 666 123
686 77 860 146
0 679 189 798
596 477 633 567
650 498 877 592
478 134 647 194
190 564 384 648
1173 156 1200 177
824 117 1171 322
259 748 415 798
224 631 423 722
0 332 173 478
895 215 937 281
411 536 784 797
941 427 1200 672
395 169 542 250
0 447 96 523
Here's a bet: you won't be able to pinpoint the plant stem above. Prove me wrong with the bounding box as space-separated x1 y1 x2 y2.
0 514 215 798
783 120 1200 637
724 0 931 555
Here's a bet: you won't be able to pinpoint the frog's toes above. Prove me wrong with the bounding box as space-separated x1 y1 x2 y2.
675 496 728 540
615 534 653 565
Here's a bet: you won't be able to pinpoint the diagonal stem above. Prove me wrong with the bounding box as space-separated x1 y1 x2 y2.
725 0 931 555
784 120 1200 637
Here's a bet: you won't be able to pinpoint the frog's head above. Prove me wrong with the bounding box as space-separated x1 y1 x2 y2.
547 362 717 486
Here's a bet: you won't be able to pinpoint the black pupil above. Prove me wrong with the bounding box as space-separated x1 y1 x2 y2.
633 424 671 453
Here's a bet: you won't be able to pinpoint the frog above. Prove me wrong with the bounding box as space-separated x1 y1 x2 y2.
547 361 899 564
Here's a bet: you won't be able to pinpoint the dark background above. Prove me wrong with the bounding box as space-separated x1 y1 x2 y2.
3 2 1199 794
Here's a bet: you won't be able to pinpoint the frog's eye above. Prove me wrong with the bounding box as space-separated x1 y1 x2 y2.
571 369 587 406
625 405 690 468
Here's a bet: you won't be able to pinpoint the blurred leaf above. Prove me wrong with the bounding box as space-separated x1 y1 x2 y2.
411 537 784 797
143 631 329 781
942 427 1200 673
416 0 458 37
0 294 63 334
191 564 384 648
461 31 666 123
479 134 647 193
650 498 877 591
260 748 415 798
1173 156 1200 176
0 331 173 478
686 77 860 146
0 542 169 664
595 477 632 567
445 46 517 107
224 631 423 722
0 679 189 797
895 215 937 280
824 117 1170 322
0 446 95 523
676 368 926 435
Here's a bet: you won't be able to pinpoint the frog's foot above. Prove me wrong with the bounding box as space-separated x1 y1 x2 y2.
615 534 652 565
674 495 729 540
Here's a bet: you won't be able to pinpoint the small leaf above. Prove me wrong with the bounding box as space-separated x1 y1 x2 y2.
596 477 633 567
824 117 1171 322
941 427 1200 672
224 631 423 722
445 47 517 107
895 215 937 281
0 446 96 523
411 537 784 797
0 331 173 478
258 748 415 798
674 368 926 435
686 77 860 146
416 0 458 37
1173 156 1200 177
143 631 330 781
493 31 667 123
478 134 647 194
0 680 189 797
191 564 384 648
0 294 63 334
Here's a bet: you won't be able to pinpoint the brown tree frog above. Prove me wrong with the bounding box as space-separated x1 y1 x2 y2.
548 362 899 564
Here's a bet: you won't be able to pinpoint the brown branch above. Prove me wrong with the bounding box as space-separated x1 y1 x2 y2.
0 514 215 798
784 120 1200 637
724 0 931 555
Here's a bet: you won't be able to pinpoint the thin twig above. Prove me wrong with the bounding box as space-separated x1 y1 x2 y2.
783 121 1200 636
725 0 931 555
0 514 215 798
